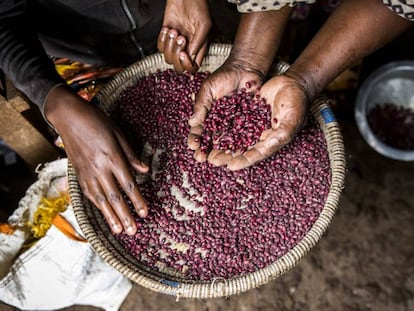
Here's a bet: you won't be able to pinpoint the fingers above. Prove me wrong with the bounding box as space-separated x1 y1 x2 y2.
188 87 213 127
112 166 148 220
80 130 151 236
188 89 212 162
207 145 265 170
115 131 150 218
115 129 149 173
179 51 197 73
187 84 212 161
226 142 271 171
82 178 129 235
157 27 168 53
207 149 233 167
158 27 192 73
158 27 199 73
192 41 208 70
207 124 294 171
83 156 147 237
194 148 208 163
186 26 209 69
187 124 203 150
188 125 208 162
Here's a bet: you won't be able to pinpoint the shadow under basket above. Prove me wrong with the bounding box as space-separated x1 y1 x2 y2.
68 43 346 299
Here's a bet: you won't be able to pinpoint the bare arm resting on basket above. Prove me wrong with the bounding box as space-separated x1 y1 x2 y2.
189 0 413 170
0 0 214 236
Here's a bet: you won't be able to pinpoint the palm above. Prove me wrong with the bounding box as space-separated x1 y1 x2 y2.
208 74 309 170
187 63 263 162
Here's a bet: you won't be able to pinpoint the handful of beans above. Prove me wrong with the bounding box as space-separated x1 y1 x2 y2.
111 69 331 280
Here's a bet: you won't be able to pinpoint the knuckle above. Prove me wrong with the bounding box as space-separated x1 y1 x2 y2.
93 194 106 210
108 192 122 204
124 181 135 194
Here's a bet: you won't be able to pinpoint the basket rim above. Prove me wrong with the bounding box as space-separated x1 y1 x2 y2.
69 43 346 299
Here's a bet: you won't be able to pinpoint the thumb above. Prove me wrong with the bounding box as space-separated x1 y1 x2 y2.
187 28 209 66
189 86 213 127
115 130 149 173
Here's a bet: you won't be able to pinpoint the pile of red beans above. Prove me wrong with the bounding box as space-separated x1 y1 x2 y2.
200 88 271 153
367 103 414 150
111 69 331 281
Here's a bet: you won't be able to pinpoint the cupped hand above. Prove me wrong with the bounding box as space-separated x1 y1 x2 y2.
157 0 211 73
187 61 265 162
44 86 149 236
207 74 310 170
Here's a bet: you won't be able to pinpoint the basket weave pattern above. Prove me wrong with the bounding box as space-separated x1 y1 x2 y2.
69 43 346 298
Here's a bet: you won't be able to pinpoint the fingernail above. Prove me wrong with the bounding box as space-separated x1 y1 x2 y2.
138 208 147 218
176 38 184 45
267 138 278 147
179 54 185 61
112 223 121 232
169 32 176 39
191 54 196 61
126 225 135 235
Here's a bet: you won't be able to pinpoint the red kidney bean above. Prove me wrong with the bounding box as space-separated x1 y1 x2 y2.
367 103 414 150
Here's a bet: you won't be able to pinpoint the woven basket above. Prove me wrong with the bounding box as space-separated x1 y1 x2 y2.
69 43 346 299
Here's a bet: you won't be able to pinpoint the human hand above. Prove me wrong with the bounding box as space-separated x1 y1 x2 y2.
44 86 149 235
187 60 265 162
207 74 310 170
157 0 211 73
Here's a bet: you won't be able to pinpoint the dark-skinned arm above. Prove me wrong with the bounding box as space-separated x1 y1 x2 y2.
188 5 294 162
157 0 212 73
0 2 150 236
227 6 294 80
286 0 413 100
223 0 413 170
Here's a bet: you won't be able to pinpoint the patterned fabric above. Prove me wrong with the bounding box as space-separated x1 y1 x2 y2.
228 0 414 20
382 0 414 20
227 0 316 13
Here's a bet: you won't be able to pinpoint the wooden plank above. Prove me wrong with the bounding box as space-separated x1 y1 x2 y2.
0 95 60 171
9 95 31 113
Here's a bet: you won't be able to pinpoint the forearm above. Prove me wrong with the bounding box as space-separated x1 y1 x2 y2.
287 0 413 100
229 5 294 78
0 16 65 111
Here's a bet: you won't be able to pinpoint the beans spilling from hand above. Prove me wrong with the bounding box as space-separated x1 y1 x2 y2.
111 69 331 281
200 88 271 153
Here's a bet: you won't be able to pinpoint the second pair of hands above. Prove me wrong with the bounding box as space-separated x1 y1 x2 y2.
186 60 310 170
158 2 309 170
50 0 309 237
159 2 309 170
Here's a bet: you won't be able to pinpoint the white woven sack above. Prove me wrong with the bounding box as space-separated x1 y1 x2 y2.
0 158 132 311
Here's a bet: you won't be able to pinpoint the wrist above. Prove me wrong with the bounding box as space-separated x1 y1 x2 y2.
43 84 78 129
284 66 319 102
227 46 270 82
